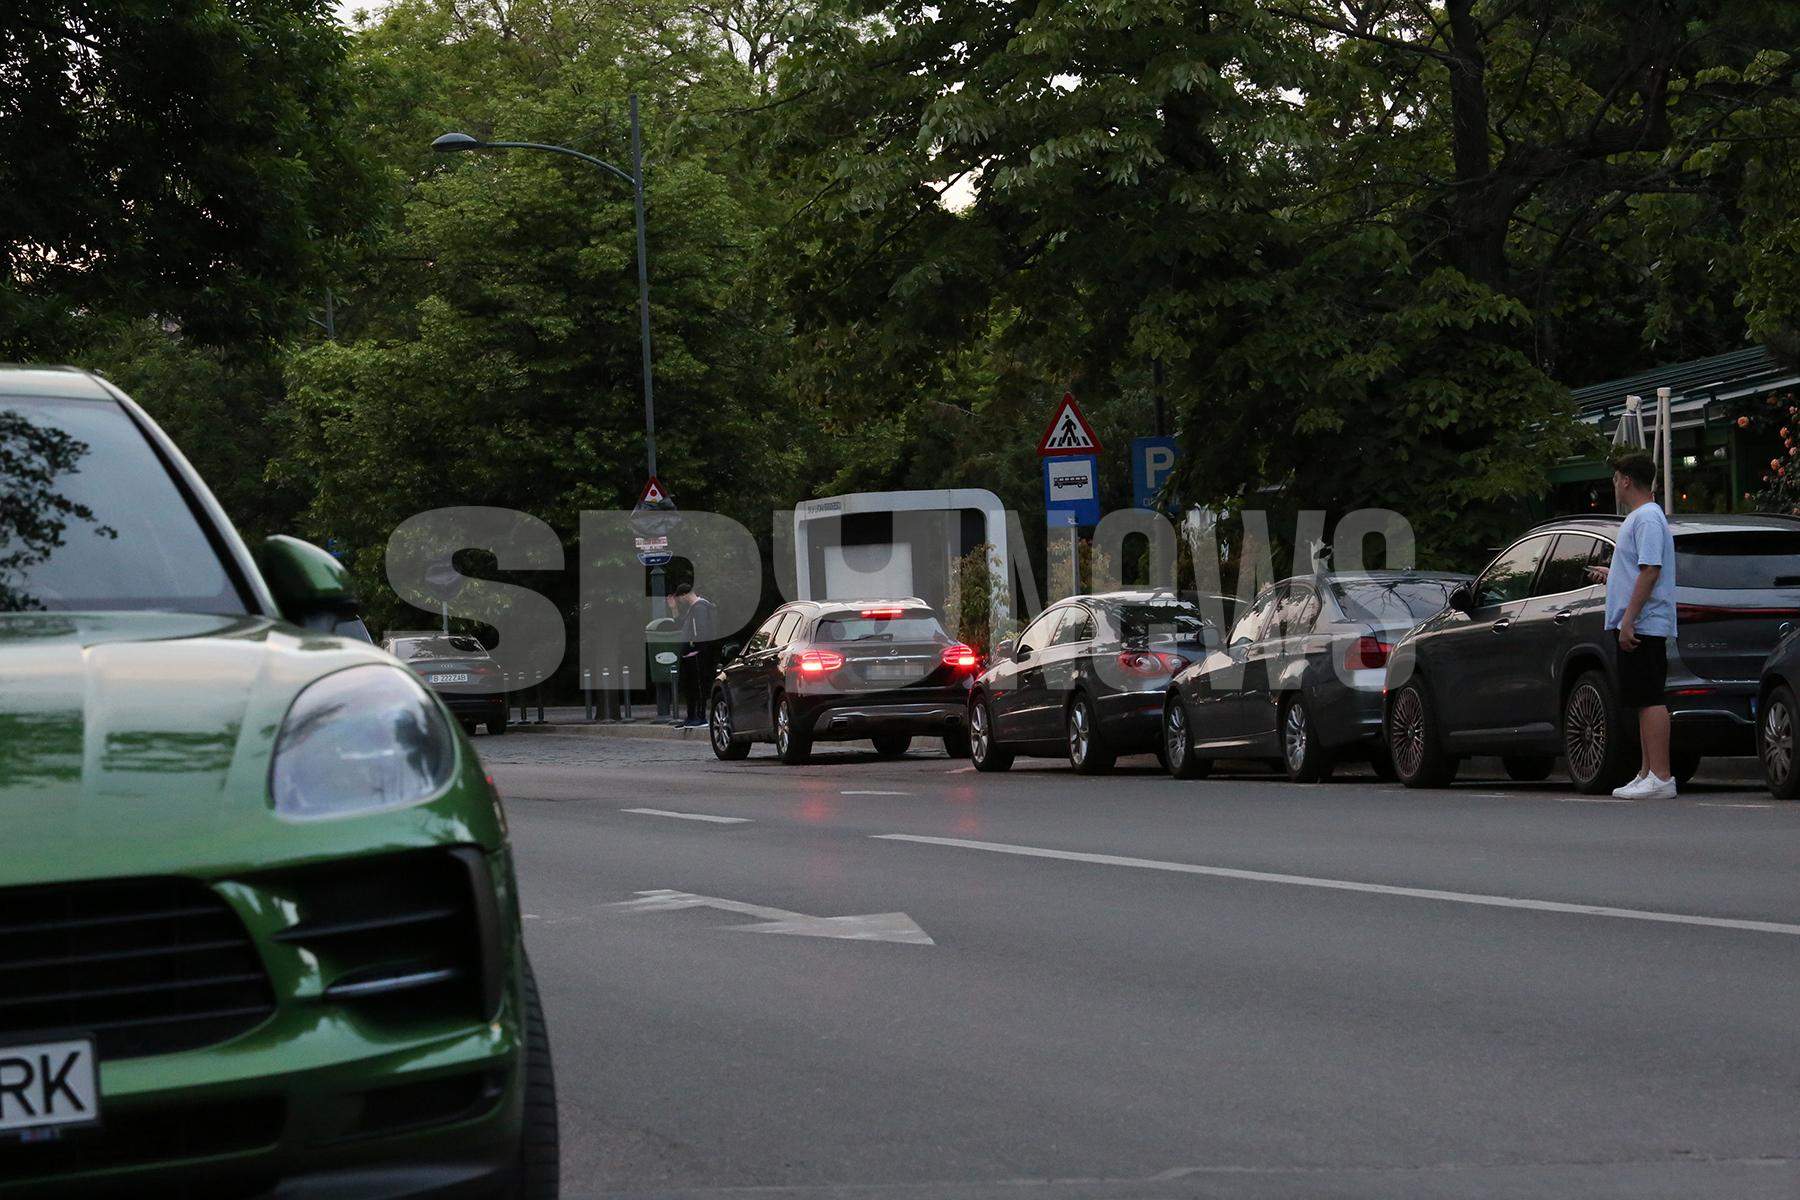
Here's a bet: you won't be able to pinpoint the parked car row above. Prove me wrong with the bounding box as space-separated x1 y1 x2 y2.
711 513 1800 802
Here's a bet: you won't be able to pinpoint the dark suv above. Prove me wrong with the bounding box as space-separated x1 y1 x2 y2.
1383 513 1800 793
708 598 979 763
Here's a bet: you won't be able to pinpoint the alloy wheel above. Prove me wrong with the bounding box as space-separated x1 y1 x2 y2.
1766 698 1794 787
972 703 991 763
1391 687 1425 779
775 702 791 756
1284 702 1308 774
1069 701 1091 765
1564 683 1607 782
710 695 732 755
1166 700 1187 765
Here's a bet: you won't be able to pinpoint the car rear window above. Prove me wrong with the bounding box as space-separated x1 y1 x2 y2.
0 395 244 614
1675 531 1800 590
1114 603 1209 641
1331 579 1462 624
814 609 947 643
395 635 489 659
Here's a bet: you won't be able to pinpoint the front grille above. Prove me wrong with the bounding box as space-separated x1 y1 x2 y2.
0 1095 283 1185
0 877 275 1059
270 847 499 1025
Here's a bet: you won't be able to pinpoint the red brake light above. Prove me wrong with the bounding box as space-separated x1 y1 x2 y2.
1344 636 1391 671
1117 651 1186 676
1676 603 1800 624
860 607 904 618
795 649 845 674
941 643 980 670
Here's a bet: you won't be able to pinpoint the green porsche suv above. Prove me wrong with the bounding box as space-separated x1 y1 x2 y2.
0 368 557 1197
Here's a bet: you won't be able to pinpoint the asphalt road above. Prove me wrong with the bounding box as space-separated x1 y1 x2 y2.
479 732 1800 1200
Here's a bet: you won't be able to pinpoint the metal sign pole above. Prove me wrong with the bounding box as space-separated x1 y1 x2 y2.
1658 386 1674 512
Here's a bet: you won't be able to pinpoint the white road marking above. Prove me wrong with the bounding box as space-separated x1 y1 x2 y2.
621 808 751 824
841 789 912 796
947 766 977 774
1699 802 1778 810
608 889 933 944
872 834 1800 937
1556 796 1634 804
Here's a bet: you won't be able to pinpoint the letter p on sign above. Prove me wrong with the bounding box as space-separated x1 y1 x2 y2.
1132 436 1180 512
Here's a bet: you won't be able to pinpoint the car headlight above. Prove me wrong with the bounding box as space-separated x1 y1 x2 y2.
271 664 457 820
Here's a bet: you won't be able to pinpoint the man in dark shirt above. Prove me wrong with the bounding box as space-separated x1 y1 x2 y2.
674 583 718 727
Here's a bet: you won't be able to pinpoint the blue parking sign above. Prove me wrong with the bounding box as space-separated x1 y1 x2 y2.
1132 436 1180 511
1043 454 1101 527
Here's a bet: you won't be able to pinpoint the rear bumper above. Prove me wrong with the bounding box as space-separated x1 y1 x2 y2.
1307 675 1387 751
802 700 967 740
435 691 508 721
1668 677 1758 756
1093 689 1168 752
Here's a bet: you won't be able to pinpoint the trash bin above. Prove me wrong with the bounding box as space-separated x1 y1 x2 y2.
645 617 682 720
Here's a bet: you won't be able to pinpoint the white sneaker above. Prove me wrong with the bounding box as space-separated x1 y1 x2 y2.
1611 771 1649 799
1636 774 1677 800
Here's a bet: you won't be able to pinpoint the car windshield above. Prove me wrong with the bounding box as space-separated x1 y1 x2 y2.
1331 579 1462 624
1675 530 1800 589
0 395 244 614
814 609 947 643
1113 602 1210 642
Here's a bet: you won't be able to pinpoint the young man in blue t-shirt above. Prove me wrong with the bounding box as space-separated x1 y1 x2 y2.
1586 451 1678 798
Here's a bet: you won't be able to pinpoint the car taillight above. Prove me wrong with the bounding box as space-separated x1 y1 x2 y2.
794 649 845 674
1117 651 1185 676
1344 636 1391 671
940 643 980 670
1676 603 1800 624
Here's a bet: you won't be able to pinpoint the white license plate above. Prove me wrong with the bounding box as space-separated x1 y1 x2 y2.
862 664 918 681
0 1037 99 1137
428 673 471 685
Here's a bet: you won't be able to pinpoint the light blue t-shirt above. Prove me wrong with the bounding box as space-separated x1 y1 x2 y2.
1605 501 1677 637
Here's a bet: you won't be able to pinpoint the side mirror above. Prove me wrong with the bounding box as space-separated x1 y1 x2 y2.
719 641 742 662
1013 643 1032 662
1448 585 1474 614
256 535 360 632
1201 624 1223 650
995 637 1017 660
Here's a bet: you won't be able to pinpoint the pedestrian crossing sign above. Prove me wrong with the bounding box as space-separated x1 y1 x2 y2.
1037 393 1102 457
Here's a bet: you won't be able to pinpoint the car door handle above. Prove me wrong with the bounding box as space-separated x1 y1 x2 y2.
1491 618 1512 632
1553 609 1573 624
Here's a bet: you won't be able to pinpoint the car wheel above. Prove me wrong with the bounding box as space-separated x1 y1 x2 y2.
970 698 1013 772
872 734 912 758
1163 693 1212 780
942 725 972 759
1280 694 1333 783
1067 693 1116 774
1760 684 1800 799
1501 754 1555 782
773 694 811 764
1671 749 1701 787
1387 678 1458 787
709 690 750 761
1562 670 1636 794
511 956 559 1200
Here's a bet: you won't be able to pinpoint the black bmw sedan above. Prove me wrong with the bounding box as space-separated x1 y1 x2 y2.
708 599 979 763
968 592 1216 773
1162 571 1471 782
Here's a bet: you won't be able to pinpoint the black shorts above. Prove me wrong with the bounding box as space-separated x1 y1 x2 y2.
1614 631 1667 708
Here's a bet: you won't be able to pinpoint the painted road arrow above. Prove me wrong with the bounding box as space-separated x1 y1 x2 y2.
608 889 934 944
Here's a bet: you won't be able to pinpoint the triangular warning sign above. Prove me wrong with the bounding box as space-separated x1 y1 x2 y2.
1037 393 1102 457
638 476 669 507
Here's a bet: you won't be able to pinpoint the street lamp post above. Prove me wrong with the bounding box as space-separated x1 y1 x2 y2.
432 94 658 480
435 97 667 716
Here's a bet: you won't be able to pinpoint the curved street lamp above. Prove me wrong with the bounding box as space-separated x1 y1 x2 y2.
432 96 658 482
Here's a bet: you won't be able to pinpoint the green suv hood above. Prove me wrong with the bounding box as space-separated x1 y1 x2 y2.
0 612 495 886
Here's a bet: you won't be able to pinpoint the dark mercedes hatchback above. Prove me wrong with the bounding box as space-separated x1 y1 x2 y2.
1383 513 1800 792
708 599 979 763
